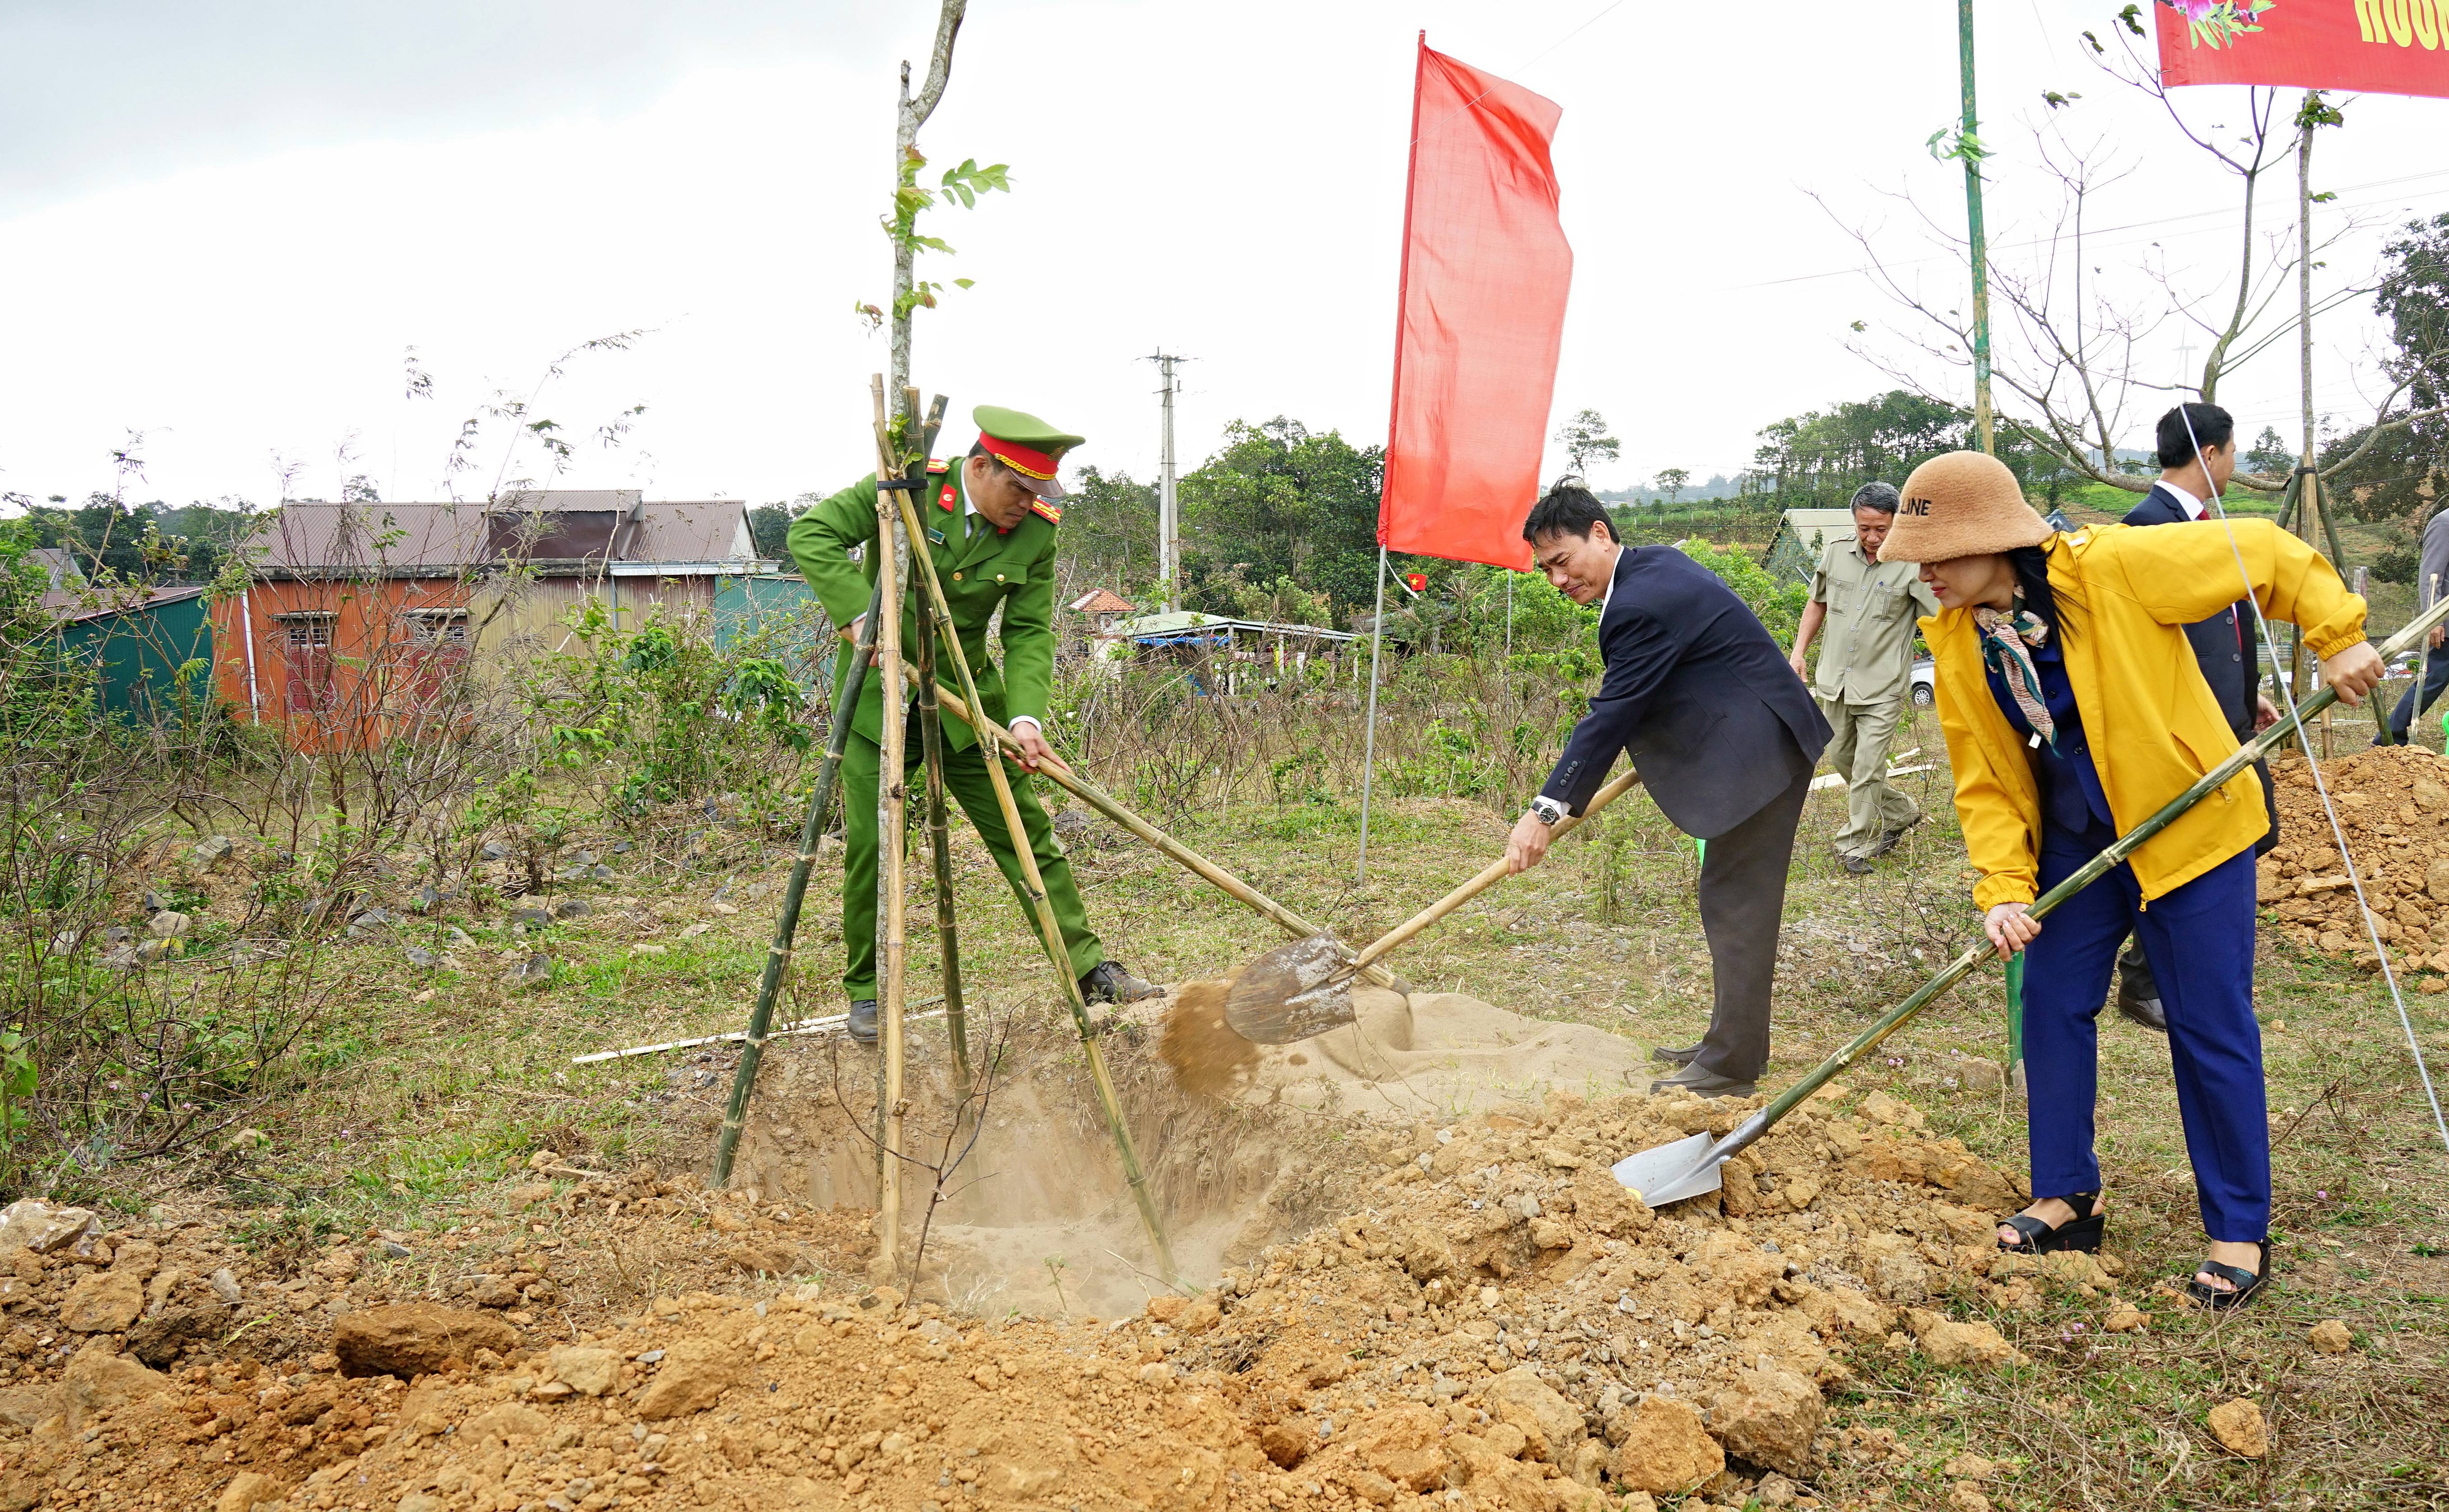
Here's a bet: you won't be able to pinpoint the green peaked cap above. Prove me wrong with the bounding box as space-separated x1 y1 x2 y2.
972 405 1084 461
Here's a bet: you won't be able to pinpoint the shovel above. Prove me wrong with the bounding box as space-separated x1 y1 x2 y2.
1611 591 2449 1208
1225 768 1645 1043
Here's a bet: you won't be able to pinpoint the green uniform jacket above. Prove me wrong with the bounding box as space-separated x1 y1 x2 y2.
785 463 1059 754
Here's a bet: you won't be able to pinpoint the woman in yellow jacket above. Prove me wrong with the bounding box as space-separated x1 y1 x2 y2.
1880 452 2382 1309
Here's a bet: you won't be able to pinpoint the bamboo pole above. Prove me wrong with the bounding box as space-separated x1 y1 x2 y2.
578 1006 945 1066
708 576 884 1189
886 487 1182 1286
919 676 1410 993
1676 588 2449 1182
904 399 974 1107
864 378 931 1279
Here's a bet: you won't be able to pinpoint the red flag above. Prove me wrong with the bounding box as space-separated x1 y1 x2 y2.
2157 0 2449 98
1379 38 1572 571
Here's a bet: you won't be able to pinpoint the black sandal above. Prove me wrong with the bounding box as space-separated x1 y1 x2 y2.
1996 1191 2105 1254
2185 1240 2273 1311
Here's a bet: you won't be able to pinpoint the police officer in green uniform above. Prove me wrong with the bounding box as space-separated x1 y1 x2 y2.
788 406 1158 1043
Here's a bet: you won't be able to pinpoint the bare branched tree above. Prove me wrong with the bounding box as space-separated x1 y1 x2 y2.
825 1007 1015 1302
1839 15 2443 496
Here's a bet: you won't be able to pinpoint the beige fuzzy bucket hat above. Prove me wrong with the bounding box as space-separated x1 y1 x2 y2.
1877 451 2055 563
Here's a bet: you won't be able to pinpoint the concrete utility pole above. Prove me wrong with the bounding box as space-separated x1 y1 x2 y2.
1145 350 1187 610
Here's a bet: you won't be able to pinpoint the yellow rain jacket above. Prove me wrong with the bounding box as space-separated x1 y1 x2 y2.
1925 519 2366 911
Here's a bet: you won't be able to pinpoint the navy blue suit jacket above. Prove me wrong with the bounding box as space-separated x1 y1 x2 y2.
1539 546 1832 840
2121 486 2254 736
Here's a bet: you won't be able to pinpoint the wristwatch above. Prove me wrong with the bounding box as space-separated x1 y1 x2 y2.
1529 796 1569 826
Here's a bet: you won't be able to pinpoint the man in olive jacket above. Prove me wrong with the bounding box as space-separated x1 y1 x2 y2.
787 405 1156 1043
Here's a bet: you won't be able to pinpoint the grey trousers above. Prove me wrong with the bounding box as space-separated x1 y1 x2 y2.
1818 693 1919 859
1693 766 1814 1083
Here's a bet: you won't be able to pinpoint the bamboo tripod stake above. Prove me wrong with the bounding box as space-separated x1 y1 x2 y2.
913 551 975 1108
708 576 885 1189
887 485 1182 1286
867 375 950 1274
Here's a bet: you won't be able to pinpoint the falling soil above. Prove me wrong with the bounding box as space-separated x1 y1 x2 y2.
1163 980 1261 1102
2257 744 2449 987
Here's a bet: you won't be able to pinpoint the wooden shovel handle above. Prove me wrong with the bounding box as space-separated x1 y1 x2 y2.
1349 768 1645 971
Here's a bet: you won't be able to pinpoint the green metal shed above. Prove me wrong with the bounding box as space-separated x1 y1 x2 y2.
51 584 217 723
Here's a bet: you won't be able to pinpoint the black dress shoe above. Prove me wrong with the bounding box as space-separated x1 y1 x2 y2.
846 998 878 1045
1647 1061 1755 1099
2115 986 2169 1034
1650 1042 1701 1066
1080 960 1159 1005
2113 943 2168 1034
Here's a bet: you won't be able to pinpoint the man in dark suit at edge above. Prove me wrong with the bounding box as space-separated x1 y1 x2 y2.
2111 402 2283 1033
1502 481 1834 1098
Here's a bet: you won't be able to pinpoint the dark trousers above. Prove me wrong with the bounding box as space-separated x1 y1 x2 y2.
2384 648 2449 743
2025 827 2269 1242
1692 767 1813 1083
840 727 1103 999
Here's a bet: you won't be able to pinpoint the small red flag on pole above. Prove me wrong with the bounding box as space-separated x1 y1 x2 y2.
1379 38 1574 571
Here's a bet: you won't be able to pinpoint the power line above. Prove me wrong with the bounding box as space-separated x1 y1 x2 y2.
1715 167 2449 294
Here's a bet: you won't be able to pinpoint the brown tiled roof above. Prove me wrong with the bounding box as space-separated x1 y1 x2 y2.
1067 588 1137 615
250 496 753 575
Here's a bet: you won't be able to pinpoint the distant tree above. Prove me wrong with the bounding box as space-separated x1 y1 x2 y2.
1553 408 1620 478
749 502 799 562
1056 467 1160 594
1654 468 1691 505
2244 425 2295 478
2327 212 2449 525
342 475 382 503
1179 418 1385 621
1750 389 2054 509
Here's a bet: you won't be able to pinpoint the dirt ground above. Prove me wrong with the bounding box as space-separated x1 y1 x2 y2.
0 982 2429 1512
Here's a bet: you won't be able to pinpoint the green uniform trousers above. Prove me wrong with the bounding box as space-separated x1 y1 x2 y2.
1818 692 1920 860
839 723 1104 999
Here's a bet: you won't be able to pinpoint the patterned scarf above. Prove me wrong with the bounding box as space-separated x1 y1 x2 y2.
1974 602 2055 749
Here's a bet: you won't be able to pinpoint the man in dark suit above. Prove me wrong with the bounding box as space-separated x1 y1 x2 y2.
1503 482 1833 1098
2112 402 2282 1033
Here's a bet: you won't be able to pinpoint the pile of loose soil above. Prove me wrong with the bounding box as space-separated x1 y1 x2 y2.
2257 744 2449 987
0 1070 2155 1512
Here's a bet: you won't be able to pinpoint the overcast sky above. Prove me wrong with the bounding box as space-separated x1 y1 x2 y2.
6 0 2449 513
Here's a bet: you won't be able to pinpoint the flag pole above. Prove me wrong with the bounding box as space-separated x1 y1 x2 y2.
1362 32 1428 887
1357 545 1390 882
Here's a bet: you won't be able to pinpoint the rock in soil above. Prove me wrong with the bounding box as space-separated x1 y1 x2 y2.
1708 1365 1823 1476
1610 1393 1725 1493
2209 1396 2269 1457
331 1302 516 1377
2308 1318 2353 1353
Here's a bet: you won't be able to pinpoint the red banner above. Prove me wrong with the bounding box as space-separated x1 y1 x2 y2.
1378 38 1572 571
2157 0 2449 97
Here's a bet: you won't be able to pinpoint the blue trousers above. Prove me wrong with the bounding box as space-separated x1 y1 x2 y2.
2383 647 2449 744
2023 828 2269 1242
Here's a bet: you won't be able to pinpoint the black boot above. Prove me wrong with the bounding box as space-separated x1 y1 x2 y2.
1080 961 1158 1005
846 998 878 1045
1650 1042 1701 1066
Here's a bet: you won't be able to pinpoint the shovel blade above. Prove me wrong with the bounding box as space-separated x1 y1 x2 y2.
1609 1132 1723 1208
1224 934 1360 1044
